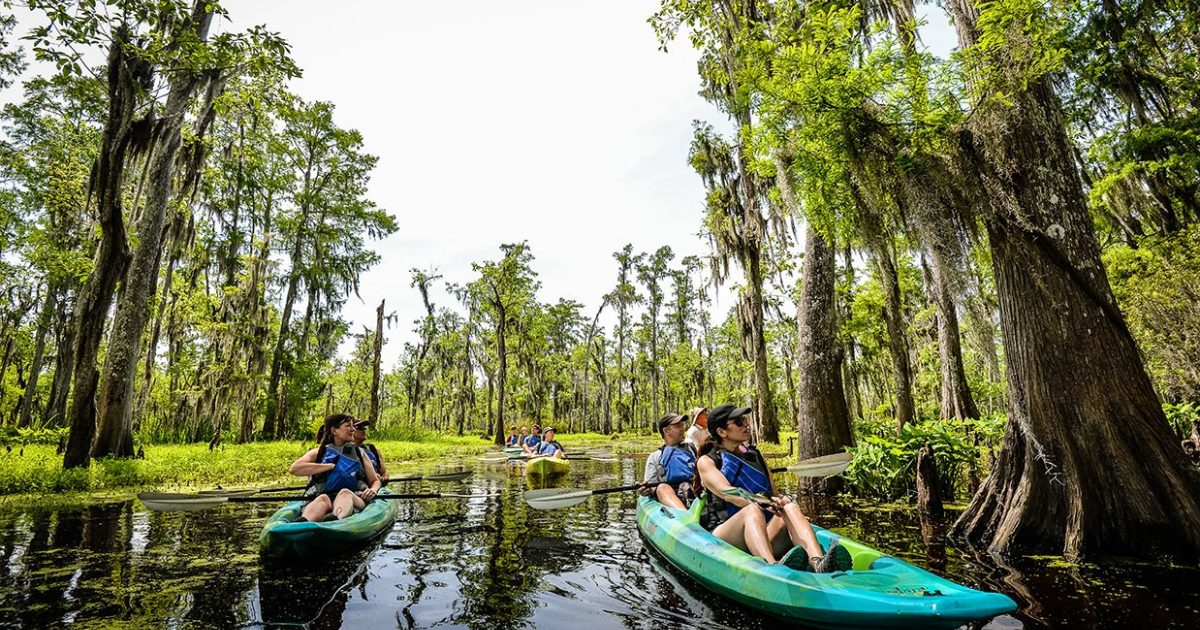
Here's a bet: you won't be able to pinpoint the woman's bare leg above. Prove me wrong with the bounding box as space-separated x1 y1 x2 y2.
770 503 825 567
712 506 776 562
655 484 686 510
300 494 332 521
332 489 366 519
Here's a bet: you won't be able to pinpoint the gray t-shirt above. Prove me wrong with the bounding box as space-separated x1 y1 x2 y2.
644 447 667 484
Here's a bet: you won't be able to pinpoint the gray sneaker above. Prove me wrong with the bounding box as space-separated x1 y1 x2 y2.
814 543 852 573
779 546 814 571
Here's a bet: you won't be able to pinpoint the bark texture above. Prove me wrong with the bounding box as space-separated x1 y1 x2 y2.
795 223 855 492
62 30 148 468
949 0 1200 558
93 5 216 459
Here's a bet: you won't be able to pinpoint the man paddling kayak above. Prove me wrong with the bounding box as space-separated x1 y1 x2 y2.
535 427 565 459
289 414 383 522
353 419 388 482
642 412 697 509
697 404 850 573
522 424 542 454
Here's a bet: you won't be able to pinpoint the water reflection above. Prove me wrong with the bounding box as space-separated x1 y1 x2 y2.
0 456 1195 629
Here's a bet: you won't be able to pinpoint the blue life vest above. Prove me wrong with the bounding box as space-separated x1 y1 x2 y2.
718 450 771 517
309 444 367 495
537 440 563 457
524 435 541 448
362 444 381 471
659 445 697 486
506 434 519 446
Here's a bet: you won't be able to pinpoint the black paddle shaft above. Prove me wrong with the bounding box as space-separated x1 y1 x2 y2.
590 483 650 496
226 493 444 503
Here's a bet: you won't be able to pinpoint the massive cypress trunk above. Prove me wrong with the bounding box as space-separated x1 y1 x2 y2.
63 29 147 469
949 0 1200 558
795 223 855 489
92 6 216 459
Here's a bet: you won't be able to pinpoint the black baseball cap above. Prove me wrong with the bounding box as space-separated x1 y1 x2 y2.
657 413 689 434
353 419 372 429
707 404 752 439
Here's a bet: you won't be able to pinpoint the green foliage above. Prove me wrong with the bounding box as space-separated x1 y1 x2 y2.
1105 225 1200 402
844 419 981 502
1163 403 1200 440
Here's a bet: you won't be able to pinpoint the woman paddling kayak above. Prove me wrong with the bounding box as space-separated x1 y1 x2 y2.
698 404 850 573
289 413 383 522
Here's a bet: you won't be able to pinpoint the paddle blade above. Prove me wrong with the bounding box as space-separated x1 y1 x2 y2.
138 492 231 512
719 487 774 506
784 452 852 477
523 488 594 510
424 470 473 482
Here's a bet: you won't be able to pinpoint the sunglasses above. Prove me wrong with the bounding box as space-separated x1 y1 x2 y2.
730 417 749 427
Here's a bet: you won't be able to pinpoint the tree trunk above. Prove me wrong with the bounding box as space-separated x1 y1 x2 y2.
45 291 78 428
494 311 506 446
948 0 1200 558
795 224 855 492
63 29 144 469
370 299 385 423
929 247 980 421
873 239 916 429
744 247 780 443
18 284 57 427
917 442 945 520
93 9 215 459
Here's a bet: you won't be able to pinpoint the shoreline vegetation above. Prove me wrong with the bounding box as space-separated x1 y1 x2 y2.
0 432 674 502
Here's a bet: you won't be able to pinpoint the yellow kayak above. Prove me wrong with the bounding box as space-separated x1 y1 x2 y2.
525 456 570 479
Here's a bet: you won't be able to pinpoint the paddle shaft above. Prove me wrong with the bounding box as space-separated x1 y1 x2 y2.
225 492 458 503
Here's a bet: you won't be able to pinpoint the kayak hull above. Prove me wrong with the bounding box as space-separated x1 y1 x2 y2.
525 456 570 479
504 446 525 456
636 497 1016 629
259 489 400 558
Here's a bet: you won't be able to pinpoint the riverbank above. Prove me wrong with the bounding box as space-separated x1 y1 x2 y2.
0 432 671 500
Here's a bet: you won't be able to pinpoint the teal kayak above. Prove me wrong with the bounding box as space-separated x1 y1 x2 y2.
637 497 1016 628
259 489 400 558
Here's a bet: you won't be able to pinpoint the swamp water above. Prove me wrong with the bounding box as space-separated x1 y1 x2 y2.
0 455 1196 629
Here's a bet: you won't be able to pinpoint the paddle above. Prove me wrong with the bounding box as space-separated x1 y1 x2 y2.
522 452 853 511
768 452 852 477
524 483 649 510
139 490 497 512
203 470 474 495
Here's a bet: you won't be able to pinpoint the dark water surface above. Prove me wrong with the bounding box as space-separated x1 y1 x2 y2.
0 455 1197 629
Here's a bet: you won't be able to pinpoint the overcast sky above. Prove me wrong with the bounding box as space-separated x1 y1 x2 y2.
8 1 957 367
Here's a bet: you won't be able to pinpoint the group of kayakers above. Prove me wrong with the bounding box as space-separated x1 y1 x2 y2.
288 413 390 523
643 404 852 573
288 404 847 573
505 424 565 459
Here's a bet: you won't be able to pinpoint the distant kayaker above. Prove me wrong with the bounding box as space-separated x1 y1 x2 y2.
697 404 851 573
535 426 565 459
353 419 388 482
642 412 697 509
683 406 710 455
522 425 542 454
506 426 521 446
289 413 383 522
